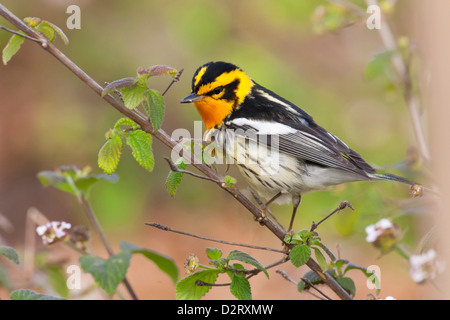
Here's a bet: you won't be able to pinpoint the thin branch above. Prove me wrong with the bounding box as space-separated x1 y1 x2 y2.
0 4 353 300
0 25 41 42
310 201 354 232
365 0 430 162
301 277 333 300
250 189 286 232
79 195 139 300
276 269 326 300
145 222 286 254
162 68 184 96
163 156 222 184
196 258 289 287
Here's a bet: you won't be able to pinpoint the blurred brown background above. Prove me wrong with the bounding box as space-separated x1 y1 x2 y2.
0 0 445 300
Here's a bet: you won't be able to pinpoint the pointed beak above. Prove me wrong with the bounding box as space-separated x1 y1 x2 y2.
180 92 204 104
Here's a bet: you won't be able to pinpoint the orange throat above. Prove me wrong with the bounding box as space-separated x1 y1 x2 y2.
193 97 233 130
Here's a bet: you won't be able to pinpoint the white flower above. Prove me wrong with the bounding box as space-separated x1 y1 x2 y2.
409 249 445 283
365 218 393 243
36 221 71 245
365 218 402 253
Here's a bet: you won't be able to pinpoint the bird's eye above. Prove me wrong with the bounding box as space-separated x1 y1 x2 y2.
212 86 223 95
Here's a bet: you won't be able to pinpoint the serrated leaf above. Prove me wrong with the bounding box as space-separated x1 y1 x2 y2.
98 134 123 174
336 277 356 297
36 21 55 42
176 269 219 300
10 289 65 300
312 246 328 272
206 247 222 260
2 33 25 65
226 250 268 279
126 130 154 172
79 251 131 296
113 117 139 131
229 273 252 300
119 241 178 284
165 157 187 197
102 78 137 97
144 89 165 131
290 244 311 268
0 246 19 264
121 84 147 110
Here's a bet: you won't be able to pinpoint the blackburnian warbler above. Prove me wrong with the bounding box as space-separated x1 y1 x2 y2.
181 61 412 231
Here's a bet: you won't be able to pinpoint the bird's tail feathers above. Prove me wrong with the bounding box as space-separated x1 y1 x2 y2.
369 172 414 185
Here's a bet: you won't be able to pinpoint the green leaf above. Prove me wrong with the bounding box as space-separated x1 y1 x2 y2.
98 134 123 174
2 33 25 65
23 17 41 28
0 246 19 264
126 130 154 172
365 50 394 80
148 65 177 77
297 279 307 292
102 78 137 97
336 276 356 297
119 241 178 284
224 175 237 188
41 264 70 298
79 251 131 296
290 244 311 268
42 20 69 45
298 269 337 291
121 84 147 110
10 289 64 300
226 250 268 279
176 269 219 300
165 157 187 197
229 272 252 300
36 21 55 42
344 263 380 295
38 166 118 200
206 248 222 260
144 89 165 131
312 246 328 272
113 117 139 131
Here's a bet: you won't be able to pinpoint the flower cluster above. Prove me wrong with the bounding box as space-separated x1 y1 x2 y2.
365 218 402 253
184 253 199 275
36 221 71 245
409 249 445 283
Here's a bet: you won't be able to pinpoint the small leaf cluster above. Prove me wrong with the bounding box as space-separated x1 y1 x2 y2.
38 165 118 201
285 230 380 297
98 118 154 174
98 65 178 175
176 248 268 300
2 17 69 65
102 65 176 130
80 241 178 296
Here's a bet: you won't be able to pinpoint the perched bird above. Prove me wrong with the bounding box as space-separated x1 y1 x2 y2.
180 61 412 232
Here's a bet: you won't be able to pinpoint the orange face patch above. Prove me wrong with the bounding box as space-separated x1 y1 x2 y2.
193 97 233 130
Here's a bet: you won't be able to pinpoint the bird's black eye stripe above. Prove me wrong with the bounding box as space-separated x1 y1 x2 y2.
212 86 224 95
